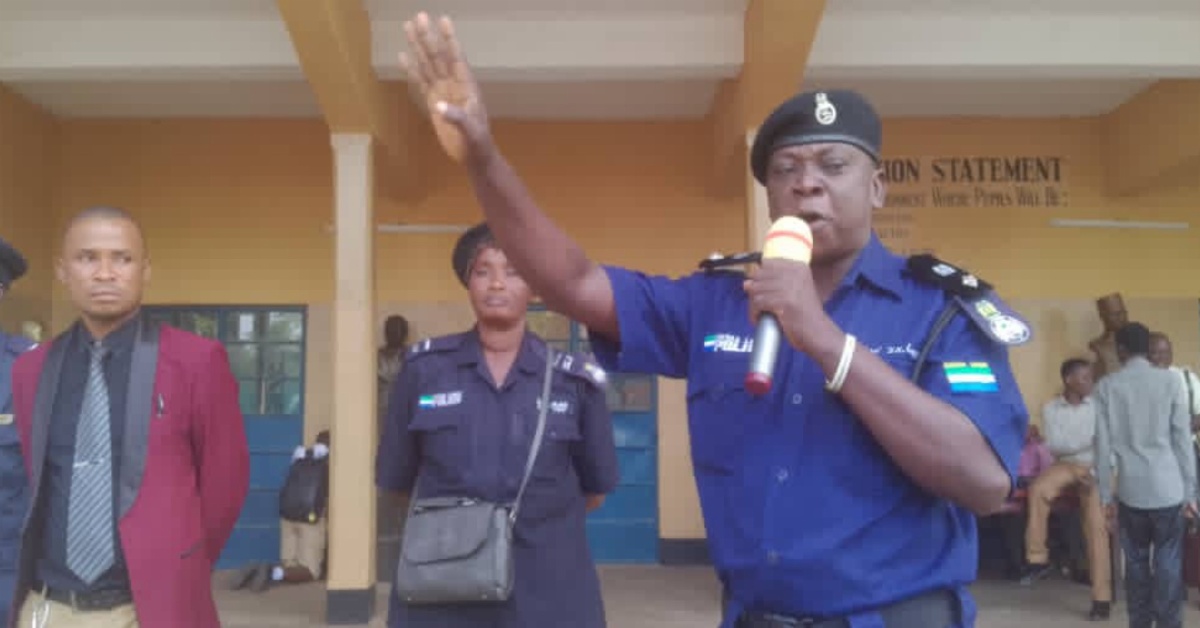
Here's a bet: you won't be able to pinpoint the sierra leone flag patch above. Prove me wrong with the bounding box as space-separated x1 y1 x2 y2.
942 361 998 393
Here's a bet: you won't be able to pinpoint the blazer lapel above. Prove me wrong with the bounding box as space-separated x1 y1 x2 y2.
29 331 70 496
118 317 159 519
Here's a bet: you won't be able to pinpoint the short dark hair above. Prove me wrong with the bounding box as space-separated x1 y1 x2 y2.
1149 331 1170 346
1116 322 1151 356
63 205 146 251
1060 358 1090 382
384 315 409 343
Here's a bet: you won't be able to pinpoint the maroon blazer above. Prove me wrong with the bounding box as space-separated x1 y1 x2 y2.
9 319 249 628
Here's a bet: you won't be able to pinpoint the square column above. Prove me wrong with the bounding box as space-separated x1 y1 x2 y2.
325 132 378 624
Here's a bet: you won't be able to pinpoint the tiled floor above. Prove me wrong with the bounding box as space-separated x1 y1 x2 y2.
215 566 1200 627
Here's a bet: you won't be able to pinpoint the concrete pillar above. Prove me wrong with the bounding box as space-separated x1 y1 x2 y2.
745 129 771 251
325 132 378 624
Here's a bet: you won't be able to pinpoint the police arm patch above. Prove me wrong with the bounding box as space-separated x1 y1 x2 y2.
943 362 998 394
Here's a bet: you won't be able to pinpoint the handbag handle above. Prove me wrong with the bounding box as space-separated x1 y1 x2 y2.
508 346 555 523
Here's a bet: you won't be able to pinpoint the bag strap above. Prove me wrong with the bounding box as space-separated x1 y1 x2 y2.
911 301 959 384
404 346 555 518
509 347 555 523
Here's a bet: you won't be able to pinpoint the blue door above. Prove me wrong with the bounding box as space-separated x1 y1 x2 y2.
143 306 306 569
527 308 659 563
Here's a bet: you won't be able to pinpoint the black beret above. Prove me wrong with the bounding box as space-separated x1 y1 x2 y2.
750 89 883 185
451 222 497 287
0 237 27 287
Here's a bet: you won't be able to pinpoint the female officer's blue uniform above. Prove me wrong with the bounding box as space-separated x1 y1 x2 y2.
588 92 1031 628
0 237 34 622
377 329 618 628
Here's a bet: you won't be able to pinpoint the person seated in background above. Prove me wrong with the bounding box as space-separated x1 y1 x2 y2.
978 424 1053 580
1022 358 1111 621
232 430 330 592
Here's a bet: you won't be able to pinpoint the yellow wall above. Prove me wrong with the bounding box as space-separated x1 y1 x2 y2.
31 105 1200 544
0 85 57 332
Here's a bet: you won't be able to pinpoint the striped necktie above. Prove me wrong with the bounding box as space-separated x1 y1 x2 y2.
66 341 116 584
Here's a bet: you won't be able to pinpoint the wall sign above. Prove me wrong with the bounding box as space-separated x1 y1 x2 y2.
873 155 1069 256
881 156 1068 209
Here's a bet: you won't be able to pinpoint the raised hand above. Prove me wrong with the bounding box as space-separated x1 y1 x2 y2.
400 13 493 163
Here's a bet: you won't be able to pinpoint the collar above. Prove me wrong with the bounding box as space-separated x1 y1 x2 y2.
838 234 904 300
455 326 547 376
1127 356 1151 369
1054 394 1093 408
73 312 141 356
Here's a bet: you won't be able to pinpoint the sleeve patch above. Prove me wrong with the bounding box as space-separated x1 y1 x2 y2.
943 361 998 393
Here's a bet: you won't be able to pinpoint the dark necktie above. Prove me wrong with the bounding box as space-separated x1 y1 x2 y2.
66 341 115 584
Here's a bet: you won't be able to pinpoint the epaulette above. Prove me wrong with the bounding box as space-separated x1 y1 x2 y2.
906 254 991 298
698 251 761 276
552 351 608 387
906 254 1032 347
406 334 465 360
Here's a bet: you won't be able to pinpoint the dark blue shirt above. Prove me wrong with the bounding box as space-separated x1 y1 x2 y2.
0 330 35 618
589 236 1029 627
36 318 138 593
377 328 619 628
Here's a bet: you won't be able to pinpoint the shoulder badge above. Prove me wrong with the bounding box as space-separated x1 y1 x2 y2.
0 414 12 426
907 254 1032 347
406 334 464 360
906 254 991 298
957 294 1033 346
553 351 608 387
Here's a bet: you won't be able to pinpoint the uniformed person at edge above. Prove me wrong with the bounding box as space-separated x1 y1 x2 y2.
375 223 620 628
0 238 36 622
398 13 1033 628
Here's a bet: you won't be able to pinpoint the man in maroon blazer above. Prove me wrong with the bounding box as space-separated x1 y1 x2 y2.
8 206 250 627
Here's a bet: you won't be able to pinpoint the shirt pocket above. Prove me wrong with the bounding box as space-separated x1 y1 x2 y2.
685 372 751 475
532 388 583 482
408 409 468 482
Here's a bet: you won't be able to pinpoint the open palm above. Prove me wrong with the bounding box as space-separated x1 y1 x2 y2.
400 13 491 163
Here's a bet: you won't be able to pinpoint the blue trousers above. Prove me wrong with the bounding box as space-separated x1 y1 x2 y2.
1118 503 1186 628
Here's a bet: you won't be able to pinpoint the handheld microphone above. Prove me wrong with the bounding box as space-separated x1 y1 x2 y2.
744 216 813 396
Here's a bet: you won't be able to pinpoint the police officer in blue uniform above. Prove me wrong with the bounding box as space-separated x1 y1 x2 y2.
398 15 1033 627
376 223 620 628
0 237 35 623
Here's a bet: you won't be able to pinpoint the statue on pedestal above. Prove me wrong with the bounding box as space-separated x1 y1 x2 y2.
1088 293 1128 380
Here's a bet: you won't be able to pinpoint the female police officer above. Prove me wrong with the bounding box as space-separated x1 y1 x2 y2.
375 223 619 628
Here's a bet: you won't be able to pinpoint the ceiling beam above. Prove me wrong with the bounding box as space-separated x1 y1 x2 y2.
1102 79 1200 197
276 0 422 201
4 11 1199 84
708 0 828 199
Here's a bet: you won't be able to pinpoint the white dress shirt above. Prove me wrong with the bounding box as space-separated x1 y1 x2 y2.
1041 395 1096 466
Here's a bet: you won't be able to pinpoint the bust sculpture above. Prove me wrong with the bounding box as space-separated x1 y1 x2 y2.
1088 293 1128 380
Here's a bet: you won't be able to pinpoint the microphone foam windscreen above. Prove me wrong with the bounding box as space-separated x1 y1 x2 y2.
762 216 813 264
